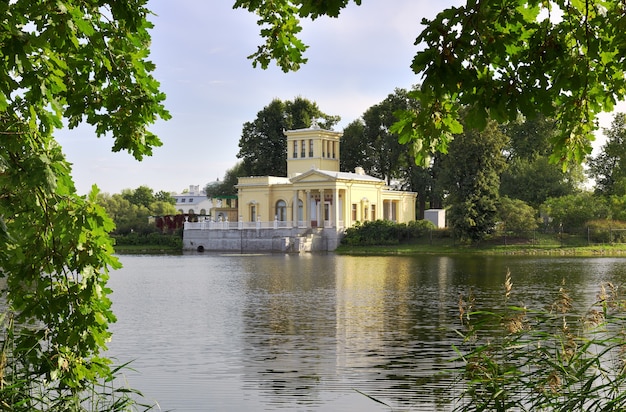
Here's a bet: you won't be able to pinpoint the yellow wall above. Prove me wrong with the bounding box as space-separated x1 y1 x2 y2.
286 128 342 176
236 126 417 226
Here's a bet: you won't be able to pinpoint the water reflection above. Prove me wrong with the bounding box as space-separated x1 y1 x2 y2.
105 254 626 411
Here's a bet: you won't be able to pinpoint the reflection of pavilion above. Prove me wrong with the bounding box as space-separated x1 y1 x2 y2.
236 124 416 230
182 124 416 251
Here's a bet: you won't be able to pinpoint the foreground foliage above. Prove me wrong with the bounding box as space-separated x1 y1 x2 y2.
452 272 626 411
236 0 624 167
1 0 167 408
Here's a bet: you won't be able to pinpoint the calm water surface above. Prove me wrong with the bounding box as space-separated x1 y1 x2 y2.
106 253 626 411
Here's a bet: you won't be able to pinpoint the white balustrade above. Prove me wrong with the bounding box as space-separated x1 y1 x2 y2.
183 220 340 230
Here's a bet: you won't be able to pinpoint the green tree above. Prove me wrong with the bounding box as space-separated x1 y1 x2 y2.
402 153 445 218
205 161 247 197
236 1 622 167
588 113 626 196
340 89 411 184
440 120 508 243
541 192 609 231
155 190 176 205
237 97 339 176
0 0 168 405
149 200 177 218
501 157 582 209
339 119 369 173
607 195 626 222
97 193 133 225
98 190 176 235
500 116 584 208
361 89 412 185
497 196 539 234
122 185 155 208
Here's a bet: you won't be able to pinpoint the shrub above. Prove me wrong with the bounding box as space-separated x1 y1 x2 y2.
587 219 626 243
112 232 182 248
341 220 436 246
342 220 401 245
407 219 436 238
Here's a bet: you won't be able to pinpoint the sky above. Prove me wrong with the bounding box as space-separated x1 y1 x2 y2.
56 0 617 195
56 0 465 195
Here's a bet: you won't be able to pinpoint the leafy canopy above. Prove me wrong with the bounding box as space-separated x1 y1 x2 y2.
237 0 626 167
0 0 168 401
233 0 360 71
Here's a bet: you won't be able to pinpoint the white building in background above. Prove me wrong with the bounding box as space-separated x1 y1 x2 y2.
172 185 213 216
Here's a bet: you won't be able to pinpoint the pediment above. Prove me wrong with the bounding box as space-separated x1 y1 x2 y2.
290 169 338 183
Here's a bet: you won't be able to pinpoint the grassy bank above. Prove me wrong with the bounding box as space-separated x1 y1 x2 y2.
113 244 183 254
336 242 626 256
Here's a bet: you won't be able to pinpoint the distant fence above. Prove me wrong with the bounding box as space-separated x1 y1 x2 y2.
409 226 626 247
478 226 626 247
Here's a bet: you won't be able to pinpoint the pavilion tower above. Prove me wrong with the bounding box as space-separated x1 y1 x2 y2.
285 122 343 177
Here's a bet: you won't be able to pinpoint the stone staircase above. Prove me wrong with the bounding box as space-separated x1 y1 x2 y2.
295 228 324 252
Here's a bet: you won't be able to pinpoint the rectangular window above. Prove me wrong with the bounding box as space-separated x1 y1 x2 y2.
371 204 376 221
322 139 325 158
309 139 313 157
301 140 306 157
351 204 357 221
293 141 298 158
181 198 186 203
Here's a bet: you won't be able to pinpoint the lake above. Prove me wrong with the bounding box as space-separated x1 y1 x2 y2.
105 253 626 411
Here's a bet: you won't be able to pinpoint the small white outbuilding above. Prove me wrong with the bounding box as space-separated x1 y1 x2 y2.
424 209 446 228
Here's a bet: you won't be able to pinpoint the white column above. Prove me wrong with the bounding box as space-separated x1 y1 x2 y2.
306 190 311 228
292 190 298 227
334 188 340 228
319 188 325 228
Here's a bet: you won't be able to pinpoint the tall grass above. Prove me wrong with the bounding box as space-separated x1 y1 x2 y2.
0 312 158 411
452 271 626 411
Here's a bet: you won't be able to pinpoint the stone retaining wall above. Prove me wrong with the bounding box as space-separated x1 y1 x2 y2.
183 228 343 252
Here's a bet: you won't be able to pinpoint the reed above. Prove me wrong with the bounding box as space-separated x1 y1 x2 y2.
0 312 158 412
452 271 626 411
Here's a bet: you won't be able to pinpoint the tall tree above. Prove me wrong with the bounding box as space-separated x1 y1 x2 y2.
340 87 443 218
340 88 413 184
0 0 168 404
440 120 508 243
588 113 626 196
361 89 411 185
401 153 445 218
340 119 369 173
236 1 625 167
500 116 583 208
237 97 339 176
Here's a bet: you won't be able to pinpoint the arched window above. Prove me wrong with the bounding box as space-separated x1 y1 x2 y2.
200 209 206 215
276 200 287 221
